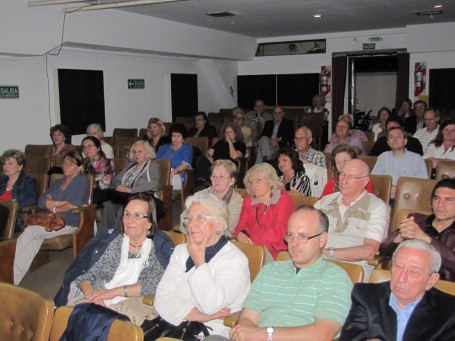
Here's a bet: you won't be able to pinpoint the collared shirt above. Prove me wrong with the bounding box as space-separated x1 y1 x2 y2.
389 293 422 341
413 126 439 153
298 147 327 168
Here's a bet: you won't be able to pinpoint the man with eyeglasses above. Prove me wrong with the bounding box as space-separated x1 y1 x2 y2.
255 106 295 164
413 108 440 153
372 127 428 199
294 126 326 168
314 159 389 280
341 239 455 341
225 206 352 341
232 107 252 148
404 100 427 135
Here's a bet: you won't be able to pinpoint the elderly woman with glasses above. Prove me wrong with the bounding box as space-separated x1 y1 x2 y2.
86 123 114 159
233 163 294 261
181 159 243 236
154 192 250 337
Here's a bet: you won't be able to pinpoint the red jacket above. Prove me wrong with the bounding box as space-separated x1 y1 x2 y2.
234 190 294 259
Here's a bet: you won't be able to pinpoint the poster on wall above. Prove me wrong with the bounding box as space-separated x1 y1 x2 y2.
320 66 331 103
414 62 426 99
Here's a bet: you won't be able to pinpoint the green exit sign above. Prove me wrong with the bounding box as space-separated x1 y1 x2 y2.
128 79 145 89
0 86 19 99
363 43 376 50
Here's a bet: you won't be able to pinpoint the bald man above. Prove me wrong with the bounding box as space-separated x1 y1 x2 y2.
314 159 389 280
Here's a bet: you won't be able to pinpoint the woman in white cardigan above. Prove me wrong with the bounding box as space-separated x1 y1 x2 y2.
154 192 251 337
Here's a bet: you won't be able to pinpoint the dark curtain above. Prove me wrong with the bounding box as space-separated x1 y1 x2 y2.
395 53 410 112
331 54 347 129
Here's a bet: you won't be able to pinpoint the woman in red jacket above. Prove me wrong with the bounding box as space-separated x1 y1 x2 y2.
234 163 294 261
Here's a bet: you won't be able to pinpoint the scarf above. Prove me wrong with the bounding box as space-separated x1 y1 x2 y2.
185 236 229 272
207 186 234 204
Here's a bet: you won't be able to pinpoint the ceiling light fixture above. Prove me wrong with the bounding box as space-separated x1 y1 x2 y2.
414 9 443 16
313 13 323 18
434 4 443 9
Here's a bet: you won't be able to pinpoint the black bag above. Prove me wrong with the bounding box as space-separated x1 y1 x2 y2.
141 316 211 341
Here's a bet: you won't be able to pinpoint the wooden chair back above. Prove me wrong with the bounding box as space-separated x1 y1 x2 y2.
49 306 143 341
358 155 377 172
112 128 138 138
234 187 248 198
113 158 129 175
23 156 51 174
163 230 187 245
364 130 375 142
155 159 171 187
369 174 392 204
289 194 319 208
391 177 437 230
424 158 433 178
298 112 325 150
435 159 455 181
0 200 18 241
323 152 332 169
231 240 266 283
138 128 148 138
0 239 16 283
24 144 52 157
276 251 364 283
0 282 54 341
114 136 138 148
28 172 49 197
186 136 209 155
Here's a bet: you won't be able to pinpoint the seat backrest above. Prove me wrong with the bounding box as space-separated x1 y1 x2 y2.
364 130 375 142
49 174 94 205
369 174 392 204
357 155 377 172
114 136 138 148
49 306 143 341
0 200 18 241
424 158 433 178
112 128 138 138
24 144 52 157
390 208 433 233
289 193 319 208
231 240 265 283
138 128 148 138
323 152 332 169
0 282 54 341
163 230 187 245
154 159 171 187
391 177 437 230
276 251 364 283
435 159 455 181
186 136 209 155
23 156 51 174
28 172 49 197
113 158 129 175
234 187 248 198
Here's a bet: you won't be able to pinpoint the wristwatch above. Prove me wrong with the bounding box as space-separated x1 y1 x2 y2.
266 326 275 341
329 246 336 257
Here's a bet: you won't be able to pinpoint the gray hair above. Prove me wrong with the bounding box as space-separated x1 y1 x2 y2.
185 192 229 234
244 163 283 196
392 239 442 275
86 123 104 138
1 149 26 166
296 126 313 138
129 140 156 161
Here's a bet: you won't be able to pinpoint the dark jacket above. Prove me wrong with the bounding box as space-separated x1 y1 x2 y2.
380 213 455 281
369 135 423 156
341 281 455 341
260 118 295 148
54 228 174 307
0 172 38 231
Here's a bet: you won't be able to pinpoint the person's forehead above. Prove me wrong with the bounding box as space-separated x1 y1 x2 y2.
295 129 308 138
434 187 455 198
288 210 320 232
337 121 348 128
424 111 436 119
387 122 400 128
255 101 264 106
342 161 363 174
395 247 431 267
388 130 405 138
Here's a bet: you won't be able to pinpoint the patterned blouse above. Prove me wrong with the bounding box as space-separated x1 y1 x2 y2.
83 158 115 190
280 170 312 196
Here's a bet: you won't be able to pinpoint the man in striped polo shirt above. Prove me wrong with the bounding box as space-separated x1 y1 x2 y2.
413 108 440 153
228 206 352 341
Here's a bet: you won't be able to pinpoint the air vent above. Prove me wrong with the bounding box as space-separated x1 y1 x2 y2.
206 11 237 18
414 10 443 16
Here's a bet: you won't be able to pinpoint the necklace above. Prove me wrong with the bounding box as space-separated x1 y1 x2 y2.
129 242 143 257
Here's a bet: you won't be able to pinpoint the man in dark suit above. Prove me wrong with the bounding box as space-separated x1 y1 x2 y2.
369 116 423 156
255 106 294 163
340 239 455 341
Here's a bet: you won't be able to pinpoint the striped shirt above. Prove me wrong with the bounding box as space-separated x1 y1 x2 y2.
244 258 352 328
413 126 439 153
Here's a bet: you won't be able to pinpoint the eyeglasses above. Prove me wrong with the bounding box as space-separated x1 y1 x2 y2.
182 214 216 228
247 178 266 186
284 232 323 244
82 144 96 149
294 137 308 142
210 175 230 182
339 173 368 181
123 212 148 220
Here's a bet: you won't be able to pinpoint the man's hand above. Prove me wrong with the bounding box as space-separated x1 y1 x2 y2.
399 216 431 243
230 325 266 341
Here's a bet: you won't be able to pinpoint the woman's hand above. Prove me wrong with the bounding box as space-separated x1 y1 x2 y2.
236 231 253 244
187 233 208 268
186 307 231 322
116 185 131 193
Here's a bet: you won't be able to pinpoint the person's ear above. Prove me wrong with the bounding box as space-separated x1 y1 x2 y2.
426 272 440 290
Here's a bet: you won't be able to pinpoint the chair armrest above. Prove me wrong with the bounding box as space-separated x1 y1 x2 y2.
72 204 97 256
22 205 40 214
71 204 98 214
0 239 16 283
223 312 240 328
142 294 155 306
368 255 391 270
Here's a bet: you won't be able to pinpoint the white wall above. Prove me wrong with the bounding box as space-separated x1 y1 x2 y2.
356 72 397 115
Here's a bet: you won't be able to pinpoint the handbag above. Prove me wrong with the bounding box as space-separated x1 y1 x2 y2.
23 212 65 232
141 316 211 341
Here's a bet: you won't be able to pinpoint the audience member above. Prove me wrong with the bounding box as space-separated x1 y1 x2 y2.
196 123 245 187
413 108 440 153
81 136 115 206
380 178 455 281
156 123 193 191
423 118 455 168
188 111 218 146
232 107 252 148
181 160 243 237
372 127 428 200
404 100 427 135
369 115 423 156
320 144 373 198
234 163 294 261
227 206 352 341
294 126 326 167
315 159 389 280
0 149 38 232
86 123 114 159
246 99 273 145
341 240 455 341
371 107 391 141
70 194 165 318
329 114 369 143
154 192 251 338
277 147 311 196
99 140 160 232
255 106 295 163
47 124 76 175
14 150 90 284
307 94 330 120
397 98 413 119
142 117 170 152
324 119 365 155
